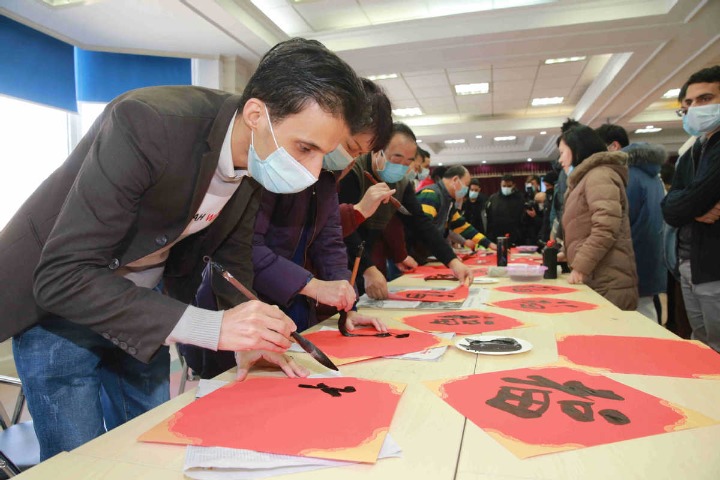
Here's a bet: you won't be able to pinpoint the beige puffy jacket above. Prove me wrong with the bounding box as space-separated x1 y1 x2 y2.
563 151 639 310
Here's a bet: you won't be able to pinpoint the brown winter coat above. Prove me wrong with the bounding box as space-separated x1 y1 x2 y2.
563 151 639 310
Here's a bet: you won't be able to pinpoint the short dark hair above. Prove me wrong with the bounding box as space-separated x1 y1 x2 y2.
417 147 431 159
360 78 393 152
560 125 608 167
391 122 417 143
557 118 582 146
525 174 541 184
240 38 367 132
431 166 448 182
443 165 468 179
595 124 629 148
660 162 675 186
501 174 514 183
470 178 481 187
685 65 720 90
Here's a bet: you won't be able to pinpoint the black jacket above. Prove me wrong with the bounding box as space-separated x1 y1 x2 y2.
485 190 525 245
662 133 720 285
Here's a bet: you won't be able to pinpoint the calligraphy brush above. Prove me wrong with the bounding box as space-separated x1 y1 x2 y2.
363 171 411 215
339 243 408 338
208 259 339 371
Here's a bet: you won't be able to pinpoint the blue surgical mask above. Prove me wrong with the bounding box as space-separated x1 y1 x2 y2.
407 169 418 181
418 167 430 180
501 187 512 196
455 182 469 200
248 106 318 194
322 145 354 171
469 191 479 200
683 104 720 137
375 151 409 183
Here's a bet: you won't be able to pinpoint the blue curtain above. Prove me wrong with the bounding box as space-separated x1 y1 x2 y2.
0 15 77 112
75 49 191 102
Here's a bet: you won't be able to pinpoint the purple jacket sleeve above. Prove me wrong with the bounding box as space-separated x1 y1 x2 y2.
252 191 311 307
307 187 353 287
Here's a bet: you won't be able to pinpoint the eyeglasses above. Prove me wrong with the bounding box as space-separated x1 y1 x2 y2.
675 108 687 118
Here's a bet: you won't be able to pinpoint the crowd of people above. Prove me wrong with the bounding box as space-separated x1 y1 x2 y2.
0 35 717 462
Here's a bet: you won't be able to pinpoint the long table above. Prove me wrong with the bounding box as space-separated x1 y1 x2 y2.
16 273 720 479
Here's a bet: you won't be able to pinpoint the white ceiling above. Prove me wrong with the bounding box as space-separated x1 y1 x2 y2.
2 0 718 165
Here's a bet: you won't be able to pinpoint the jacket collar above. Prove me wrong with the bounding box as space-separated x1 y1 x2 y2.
568 151 629 188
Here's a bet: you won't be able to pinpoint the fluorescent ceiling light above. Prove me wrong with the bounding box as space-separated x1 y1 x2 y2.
662 88 681 99
444 139 466 144
482 161 487 164
392 107 423 117
494 136 517 141
540 131 547 135
532 97 564 106
475 135 483 139
367 73 398 81
438 163 444 166
527 158 533 162
635 126 662 133
416 139 423 143
454 83 489 96
544 56 587 64
40 0 86 5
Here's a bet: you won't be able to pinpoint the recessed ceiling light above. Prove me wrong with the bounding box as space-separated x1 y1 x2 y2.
392 107 423 117
662 88 681 99
454 83 490 96
444 139 466 144
416 139 423 143
367 73 398 81
544 56 587 64
482 160 487 164
494 136 517 142
532 97 564 106
475 135 483 139
635 126 663 133
540 131 547 135
438 162 444 166
527 158 533 162
40 0 86 5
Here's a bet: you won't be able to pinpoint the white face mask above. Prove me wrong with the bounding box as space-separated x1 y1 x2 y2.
418 167 430 180
501 186 512 196
248 106 318 194
683 103 720 137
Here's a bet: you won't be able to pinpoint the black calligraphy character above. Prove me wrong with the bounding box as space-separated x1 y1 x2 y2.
430 318 460 326
486 387 550 418
298 383 357 397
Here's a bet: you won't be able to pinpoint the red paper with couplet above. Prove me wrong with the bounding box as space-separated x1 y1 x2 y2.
387 284 469 302
492 297 598 314
399 310 526 334
495 284 578 295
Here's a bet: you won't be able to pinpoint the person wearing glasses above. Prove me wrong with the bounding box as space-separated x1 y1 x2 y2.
662 65 720 352
339 123 473 299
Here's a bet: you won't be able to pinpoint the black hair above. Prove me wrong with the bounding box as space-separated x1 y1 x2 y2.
470 178 481 187
525 174 541 184
678 83 688 103
501 174 514 183
560 125 609 167
417 147 431 159
443 165 468 179
685 65 720 89
431 166 448 182
360 78 393 152
392 122 417 143
595 124 629 148
240 38 367 132
660 162 675 186
557 118 582 146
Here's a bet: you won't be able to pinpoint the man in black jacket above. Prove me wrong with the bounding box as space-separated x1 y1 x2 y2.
485 174 525 245
662 65 720 352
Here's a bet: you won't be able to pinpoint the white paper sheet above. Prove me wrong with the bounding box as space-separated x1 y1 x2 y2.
383 332 454 361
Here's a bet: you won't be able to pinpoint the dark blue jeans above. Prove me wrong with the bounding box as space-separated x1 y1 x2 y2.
13 316 170 460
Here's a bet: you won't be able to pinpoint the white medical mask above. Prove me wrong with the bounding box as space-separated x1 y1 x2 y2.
407 169 418 181
374 151 409 183
418 167 430 180
469 191 479 200
501 187 512 196
248 107 318 194
322 145 354 171
683 103 720 137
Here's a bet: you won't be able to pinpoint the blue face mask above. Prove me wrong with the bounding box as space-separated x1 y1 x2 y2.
322 145 354 171
683 104 720 137
469 191 479 200
501 186 512 196
248 106 318 194
375 151 409 183
407 169 418 181
418 167 430 180
455 180 469 200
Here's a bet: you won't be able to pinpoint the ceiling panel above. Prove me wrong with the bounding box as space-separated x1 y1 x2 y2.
295 0 366 31
411 85 453 98
447 68 493 84
403 71 449 88
492 66 539 81
537 61 588 78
